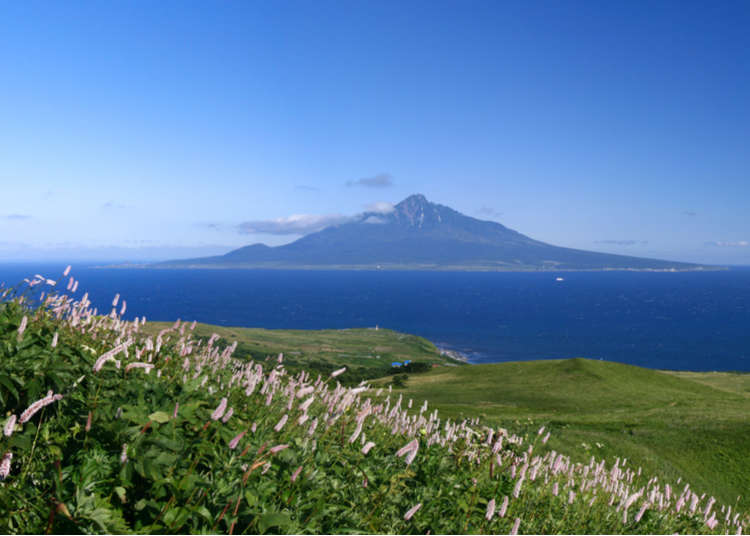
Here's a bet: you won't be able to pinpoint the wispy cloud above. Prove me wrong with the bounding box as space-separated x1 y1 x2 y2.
102 200 130 210
0 241 236 262
477 206 503 218
237 214 351 235
346 173 393 188
4 214 32 220
364 202 395 214
295 184 321 192
705 240 748 247
682 210 697 217
595 240 648 246
195 222 227 231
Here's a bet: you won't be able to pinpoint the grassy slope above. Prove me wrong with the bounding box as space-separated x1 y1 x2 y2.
375 358 750 510
145 322 457 369
144 323 750 510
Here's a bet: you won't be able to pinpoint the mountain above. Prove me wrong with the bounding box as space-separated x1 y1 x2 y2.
157 194 707 270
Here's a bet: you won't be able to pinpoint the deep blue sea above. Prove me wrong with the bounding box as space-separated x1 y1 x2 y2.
2 264 749 372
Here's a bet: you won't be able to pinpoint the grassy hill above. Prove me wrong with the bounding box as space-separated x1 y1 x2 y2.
375 359 750 511
143 322 461 383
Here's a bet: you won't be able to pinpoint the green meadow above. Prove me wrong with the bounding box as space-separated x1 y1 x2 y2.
145 322 460 381
146 322 750 511
376 359 750 511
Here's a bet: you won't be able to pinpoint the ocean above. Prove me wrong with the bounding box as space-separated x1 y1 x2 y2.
2 264 749 372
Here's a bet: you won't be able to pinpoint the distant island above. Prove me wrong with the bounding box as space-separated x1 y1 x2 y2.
156 194 715 271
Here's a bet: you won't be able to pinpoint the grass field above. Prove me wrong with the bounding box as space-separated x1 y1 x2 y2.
144 322 460 382
145 322 750 512
373 358 750 511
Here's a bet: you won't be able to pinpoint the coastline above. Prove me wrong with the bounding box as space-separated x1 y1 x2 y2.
102 262 725 272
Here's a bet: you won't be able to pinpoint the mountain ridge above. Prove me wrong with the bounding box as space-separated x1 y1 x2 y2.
157 194 712 271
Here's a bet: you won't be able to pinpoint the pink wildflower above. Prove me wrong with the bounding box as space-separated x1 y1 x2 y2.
307 418 318 436
19 391 62 424
403 503 422 521
63 265 71 277
290 466 302 482
498 496 509 518
51 332 59 348
299 396 315 412
3 415 16 437
221 407 234 423
172 403 179 419
93 344 127 372
510 517 521 535
269 444 288 454
85 411 92 432
211 397 228 421
331 367 346 378
486 498 496 520
513 476 525 498
274 414 288 432
635 501 649 523
0 452 12 480
120 443 128 464
251 422 257 433
349 420 364 444
568 490 575 504
229 431 246 450
395 439 419 465
112 293 120 307
362 441 375 455
296 386 314 399
125 362 154 373
17 316 28 338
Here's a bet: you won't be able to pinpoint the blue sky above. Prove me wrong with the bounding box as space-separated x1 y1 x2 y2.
1 0 749 264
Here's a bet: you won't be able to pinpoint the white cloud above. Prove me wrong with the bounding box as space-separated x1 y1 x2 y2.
346 173 393 188
705 240 749 247
364 202 395 214
595 240 648 246
237 214 351 235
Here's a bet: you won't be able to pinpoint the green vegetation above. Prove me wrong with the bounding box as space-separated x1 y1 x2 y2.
144 322 459 384
0 271 747 534
377 359 750 512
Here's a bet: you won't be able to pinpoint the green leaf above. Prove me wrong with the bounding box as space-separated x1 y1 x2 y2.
258 512 291 533
148 411 171 423
244 491 257 507
114 487 127 503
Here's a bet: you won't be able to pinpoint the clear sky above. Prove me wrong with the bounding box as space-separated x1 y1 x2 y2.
1 0 749 264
